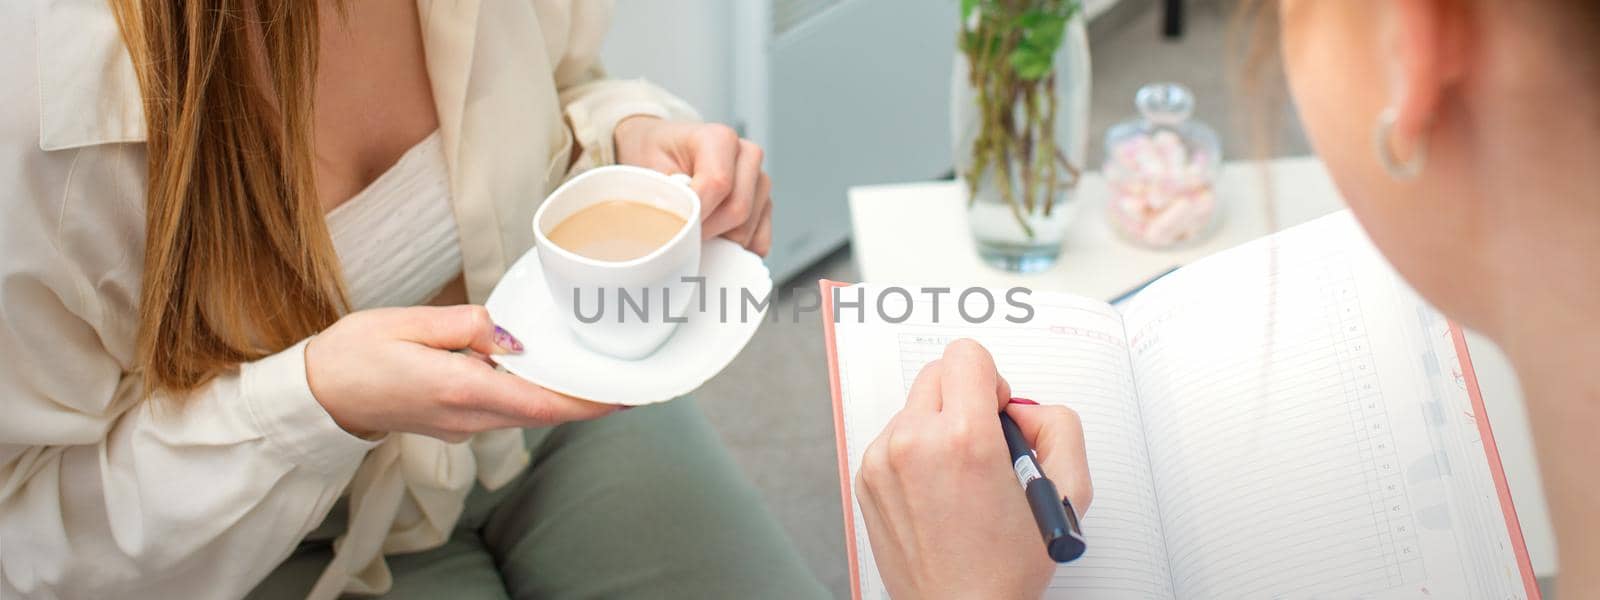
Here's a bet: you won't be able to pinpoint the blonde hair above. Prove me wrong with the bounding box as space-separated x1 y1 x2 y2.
111 0 347 395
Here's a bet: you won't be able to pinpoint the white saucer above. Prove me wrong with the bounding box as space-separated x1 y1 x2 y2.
485 238 773 406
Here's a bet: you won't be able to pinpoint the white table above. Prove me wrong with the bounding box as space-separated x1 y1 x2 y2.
847 156 1557 578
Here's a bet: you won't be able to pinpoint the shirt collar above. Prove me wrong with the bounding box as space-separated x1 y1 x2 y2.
35 0 147 151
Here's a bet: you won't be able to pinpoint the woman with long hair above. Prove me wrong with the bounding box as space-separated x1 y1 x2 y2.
0 1 817 597
856 0 1596 597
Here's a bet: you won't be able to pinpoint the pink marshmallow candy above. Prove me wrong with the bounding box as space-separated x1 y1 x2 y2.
1106 132 1217 247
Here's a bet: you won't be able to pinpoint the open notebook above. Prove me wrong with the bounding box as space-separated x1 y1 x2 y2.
820 212 1538 599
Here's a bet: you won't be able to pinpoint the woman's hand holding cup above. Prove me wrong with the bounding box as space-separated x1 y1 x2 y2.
305 305 619 442
612 116 773 257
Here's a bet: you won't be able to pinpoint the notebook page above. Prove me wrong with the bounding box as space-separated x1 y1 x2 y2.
833 285 1172 599
1118 212 1528 598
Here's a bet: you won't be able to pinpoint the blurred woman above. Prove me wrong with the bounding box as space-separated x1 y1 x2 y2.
860 0 1598 597
0 1 814 598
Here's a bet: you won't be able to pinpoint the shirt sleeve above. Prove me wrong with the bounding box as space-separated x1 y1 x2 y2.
539 0 702 173
0 155 378 598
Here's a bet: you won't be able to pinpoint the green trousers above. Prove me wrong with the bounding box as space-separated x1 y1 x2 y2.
248 399 827 599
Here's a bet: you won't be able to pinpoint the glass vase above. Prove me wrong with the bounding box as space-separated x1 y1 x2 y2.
951 12 1092 273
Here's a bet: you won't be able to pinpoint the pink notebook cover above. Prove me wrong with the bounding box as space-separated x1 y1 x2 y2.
818 279 1540 600
819 280 863 600
1449 322 1541 597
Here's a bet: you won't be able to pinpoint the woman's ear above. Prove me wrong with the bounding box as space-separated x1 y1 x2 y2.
1388 0 1473 151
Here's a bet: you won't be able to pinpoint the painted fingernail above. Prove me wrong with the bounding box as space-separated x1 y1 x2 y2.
1009 397 1039 406
493 325 524 354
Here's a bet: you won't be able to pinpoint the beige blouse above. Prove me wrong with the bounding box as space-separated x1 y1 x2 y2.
0 1 697 598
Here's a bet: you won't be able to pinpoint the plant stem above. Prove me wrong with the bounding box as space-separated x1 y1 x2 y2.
1041 71 1059 216
1021 82 1038 215
960 0 1082 239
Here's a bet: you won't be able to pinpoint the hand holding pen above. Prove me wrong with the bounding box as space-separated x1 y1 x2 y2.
856 339 1093 599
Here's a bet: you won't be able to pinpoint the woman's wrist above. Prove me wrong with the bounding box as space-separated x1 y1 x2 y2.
303 334 378 439
240 339 382 473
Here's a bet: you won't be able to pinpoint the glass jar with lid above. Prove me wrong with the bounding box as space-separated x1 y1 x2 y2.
1102 82 1221 248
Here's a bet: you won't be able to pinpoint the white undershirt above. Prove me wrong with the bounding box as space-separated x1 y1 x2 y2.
325 131 462 310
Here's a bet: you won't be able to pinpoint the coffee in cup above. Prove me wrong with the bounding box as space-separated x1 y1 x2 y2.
546 199 688 262
532 166 701 359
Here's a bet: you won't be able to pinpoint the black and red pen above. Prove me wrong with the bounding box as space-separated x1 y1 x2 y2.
1000 405 1087 563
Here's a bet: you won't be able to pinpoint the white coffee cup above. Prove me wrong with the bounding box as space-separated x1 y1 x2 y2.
532 165 702 360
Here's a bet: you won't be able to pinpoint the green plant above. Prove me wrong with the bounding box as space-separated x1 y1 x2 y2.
959 0 1083 237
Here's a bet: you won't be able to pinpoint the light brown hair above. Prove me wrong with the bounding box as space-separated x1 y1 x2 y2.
1229 0 1281 159
111 1 346 396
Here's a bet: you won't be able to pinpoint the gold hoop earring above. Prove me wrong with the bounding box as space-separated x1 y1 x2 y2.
1373 108 1426 180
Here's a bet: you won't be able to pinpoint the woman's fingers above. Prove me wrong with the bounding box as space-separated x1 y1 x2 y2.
750 176 774 256
903 358 944 414
616 118 768 246
461 348 499 368
936 339 1009 420
715 140 766 243
996 371 1013 406
388 305 520 355
378 301 625 429
1004 403 1093 517
687 124 741 229
857 419 926 574
467 368 620 425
